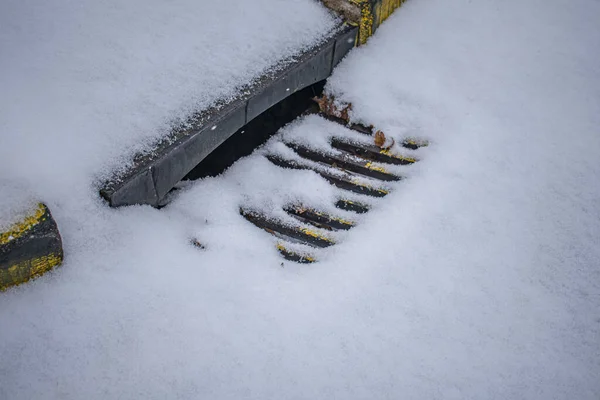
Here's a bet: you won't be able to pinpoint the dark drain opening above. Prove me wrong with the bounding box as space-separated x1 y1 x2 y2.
184 80 325 180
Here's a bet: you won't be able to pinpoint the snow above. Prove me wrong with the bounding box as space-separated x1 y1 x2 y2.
1 0 600 399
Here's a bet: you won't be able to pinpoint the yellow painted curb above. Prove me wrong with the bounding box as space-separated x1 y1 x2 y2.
350 0 407 45
1 204 63 291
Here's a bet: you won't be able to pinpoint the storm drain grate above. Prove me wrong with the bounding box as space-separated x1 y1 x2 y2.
241 112 429 263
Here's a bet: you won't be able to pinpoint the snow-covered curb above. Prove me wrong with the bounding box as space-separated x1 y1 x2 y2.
100 26 357 207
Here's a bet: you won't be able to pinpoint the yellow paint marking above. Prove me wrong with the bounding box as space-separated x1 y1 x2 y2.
0 203 47 245
350 179 389 194
350 0 405 45
404 138 430 147
349 0 374 45
364 162 389 173
305 209 354 227
276 243 316 263
0 253 62 291
300 228 334 243
377 0 404 25
332 217 354 226
380 149 417 163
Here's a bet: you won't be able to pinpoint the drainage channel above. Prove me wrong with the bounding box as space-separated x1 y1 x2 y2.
236 105 427 263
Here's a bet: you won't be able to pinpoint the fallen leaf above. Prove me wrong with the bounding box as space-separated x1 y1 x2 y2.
340 103 352 122
374 130 386 148
312 95 330 113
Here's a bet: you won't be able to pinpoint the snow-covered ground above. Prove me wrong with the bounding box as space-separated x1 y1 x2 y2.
2 0 600 399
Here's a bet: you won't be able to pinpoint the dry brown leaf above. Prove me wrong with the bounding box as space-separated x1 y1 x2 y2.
312 95 330 113
326 96 336 115
374 130 386 148
340 103 352 122
312 94 353 121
